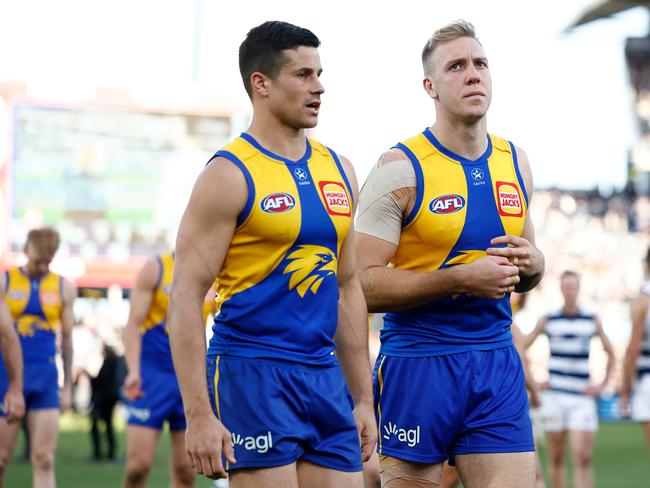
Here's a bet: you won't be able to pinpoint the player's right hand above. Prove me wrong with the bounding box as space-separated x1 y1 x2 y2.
185 414 236 479
462 255 520 299
3 385 26 423
122 371 144 401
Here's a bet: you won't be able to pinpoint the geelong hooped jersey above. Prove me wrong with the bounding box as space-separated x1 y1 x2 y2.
139 252 215 372
639 281 650 380
207 133 353 365
4 267 63 363
382 128 528 356
545 310 596 394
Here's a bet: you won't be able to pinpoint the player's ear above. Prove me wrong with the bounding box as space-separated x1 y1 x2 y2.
423 77 438 101
251 72 270 97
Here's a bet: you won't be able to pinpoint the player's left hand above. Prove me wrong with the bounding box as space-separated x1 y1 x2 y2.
3 384 26 423
487 235 543 284
60 384 73 412
353 402 377 462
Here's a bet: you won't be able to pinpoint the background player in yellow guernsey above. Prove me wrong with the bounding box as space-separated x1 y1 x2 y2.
0 228 75 488
168 21 376 487
356 20 544 487
122 251 216 488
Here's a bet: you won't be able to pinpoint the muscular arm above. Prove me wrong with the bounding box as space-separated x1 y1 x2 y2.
0 278 25 422
333 156 376 462
357 150 520 313
487 146 544 292
60 279 76 411
168 157 241 477
122 259 158 400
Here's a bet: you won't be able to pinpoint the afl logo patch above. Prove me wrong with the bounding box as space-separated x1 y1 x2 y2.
429 194 466 214
261 193 296 213
319 181 351 216
496 182 523 217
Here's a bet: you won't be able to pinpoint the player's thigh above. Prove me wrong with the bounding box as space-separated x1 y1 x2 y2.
126 425 161 468
363 451 381 488
455 451 535 488
297 459 363 488
27 409 60 456
229 462 299 488
379 455 443 488
169 429 192 469
0 418 21 463
440 462 461 488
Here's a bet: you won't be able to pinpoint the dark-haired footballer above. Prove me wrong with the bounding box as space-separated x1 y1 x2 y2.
168 21 376 488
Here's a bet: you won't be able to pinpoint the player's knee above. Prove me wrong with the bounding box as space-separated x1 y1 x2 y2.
31 449 54 473
0 449 10 473
549 451 565 467
125 458 152 485
573 451 592 469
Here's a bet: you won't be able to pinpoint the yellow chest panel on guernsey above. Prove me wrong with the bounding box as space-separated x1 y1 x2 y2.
393 129 528 272
380 128 529 356
207 133 353 365
4 267 63 362
5 268 63 336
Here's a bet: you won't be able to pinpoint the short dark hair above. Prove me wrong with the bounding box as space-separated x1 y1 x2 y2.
239 21 320 98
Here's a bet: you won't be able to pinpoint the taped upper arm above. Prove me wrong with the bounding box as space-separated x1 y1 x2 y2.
356 151 416 246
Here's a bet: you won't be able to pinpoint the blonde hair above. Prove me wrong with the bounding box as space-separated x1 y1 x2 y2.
26 227 60 257
422 19 479 74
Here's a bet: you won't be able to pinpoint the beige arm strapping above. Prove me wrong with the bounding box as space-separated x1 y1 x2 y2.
356 160 416 245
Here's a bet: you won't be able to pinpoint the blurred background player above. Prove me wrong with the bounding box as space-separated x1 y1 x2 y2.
89 342 125 462
122 251 216 488
621 246 650 450
0 227 75 488
525 271 615 488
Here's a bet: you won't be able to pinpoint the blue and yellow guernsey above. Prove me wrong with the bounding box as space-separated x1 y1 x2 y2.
140 252 216 372
382 128 528 357
4 267 63 363
207 133 353 366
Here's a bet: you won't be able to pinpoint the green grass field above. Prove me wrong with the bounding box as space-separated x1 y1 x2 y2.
4 415 649 487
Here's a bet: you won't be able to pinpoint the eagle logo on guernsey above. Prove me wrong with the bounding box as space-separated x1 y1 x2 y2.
260 193 296 213
496 182 523 217
429 194 466 214
319 181 351 216
283 245 337 297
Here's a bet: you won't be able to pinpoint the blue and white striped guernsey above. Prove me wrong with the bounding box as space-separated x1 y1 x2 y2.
545 310 596 395
639 282 650 379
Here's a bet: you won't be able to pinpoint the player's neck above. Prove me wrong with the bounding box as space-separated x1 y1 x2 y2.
562 304 580 315
430 116 487 161
246 115 307 161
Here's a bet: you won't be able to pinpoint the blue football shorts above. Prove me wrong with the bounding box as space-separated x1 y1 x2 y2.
125 361 185 431
206 355 362 472
0 357 59 414
373 345 534 464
